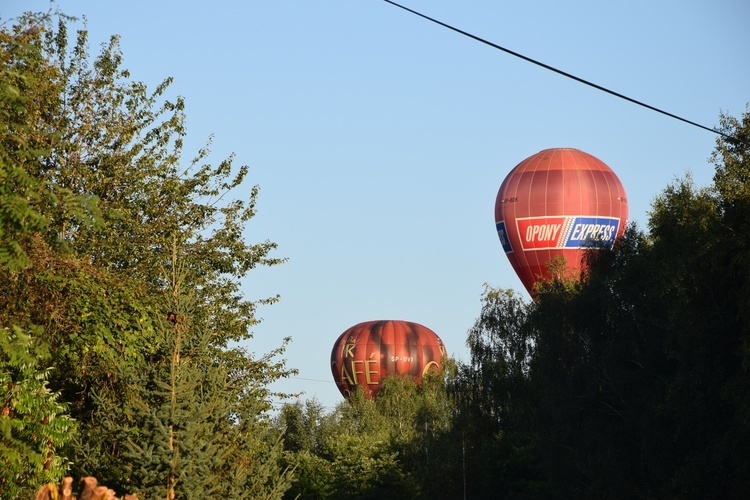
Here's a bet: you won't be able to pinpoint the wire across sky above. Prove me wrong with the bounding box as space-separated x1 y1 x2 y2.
383 0 742 144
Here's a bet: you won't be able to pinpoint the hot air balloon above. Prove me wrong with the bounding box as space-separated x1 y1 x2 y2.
330 320 447 399
495 148 628 297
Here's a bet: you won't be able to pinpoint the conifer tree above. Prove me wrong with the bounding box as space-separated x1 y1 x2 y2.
102 256 294 498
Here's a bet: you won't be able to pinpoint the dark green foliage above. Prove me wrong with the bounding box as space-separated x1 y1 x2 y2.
440 108 750 499
454 108 750 499
450 288 546 499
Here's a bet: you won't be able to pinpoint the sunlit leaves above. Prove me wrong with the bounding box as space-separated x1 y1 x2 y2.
0 325 75 498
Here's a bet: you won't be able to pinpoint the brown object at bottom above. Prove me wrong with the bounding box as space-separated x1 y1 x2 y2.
34 476 137 500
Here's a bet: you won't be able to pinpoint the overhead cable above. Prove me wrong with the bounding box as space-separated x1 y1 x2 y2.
383 0 741 144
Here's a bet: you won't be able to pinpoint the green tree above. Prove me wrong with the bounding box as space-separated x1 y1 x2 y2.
450 287 545 499
279 369 459 499
457 108 750 499
1 12 296 496
278 399 338 499
0 13 80 495
0 12 100 269
0 325 75 498
98 263 294 499
325 386 419 500
502 109 750 498
710 108 750 498
712 108 750 333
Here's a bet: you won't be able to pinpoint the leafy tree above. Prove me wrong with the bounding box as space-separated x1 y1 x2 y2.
278 368 459 499
450 287 545 499
278 399 337 498
0 230 161 491
0 325 75 498
0 13 80 495
712 108 750 333
710 107 750 498
96 265 294 499
1 11 296 496
0 12 100 269
280 388 412 499
325 386 420 500
456 107 750 499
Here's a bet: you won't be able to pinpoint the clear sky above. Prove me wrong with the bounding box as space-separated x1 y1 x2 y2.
5 0 749 411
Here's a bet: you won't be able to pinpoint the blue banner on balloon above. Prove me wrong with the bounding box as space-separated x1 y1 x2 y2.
495 220 514 254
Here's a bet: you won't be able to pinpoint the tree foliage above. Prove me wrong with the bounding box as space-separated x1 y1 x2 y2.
275 107 750 497
1 13 78 496
454 106 750 499
0 325 75 498
278 369 456 500
1 11 294 498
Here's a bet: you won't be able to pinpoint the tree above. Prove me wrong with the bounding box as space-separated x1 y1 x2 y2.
278 399 337 498
278 367 460 500
0 325 75 498
93 265 294 499
278 387 418 500
1 12 296 496
712 107 750 335
0 13 79 496
450 287 545 499
456 107 750 499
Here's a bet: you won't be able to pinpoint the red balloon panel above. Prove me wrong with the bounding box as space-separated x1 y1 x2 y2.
330 320 446 399
495 148 628 297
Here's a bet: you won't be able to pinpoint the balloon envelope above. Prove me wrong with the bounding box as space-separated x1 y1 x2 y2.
330 320 446 399
495 148 628 297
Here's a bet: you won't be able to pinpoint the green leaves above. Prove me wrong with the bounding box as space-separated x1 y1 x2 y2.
277 371 457 499
0 325 75 498
1 12 294 497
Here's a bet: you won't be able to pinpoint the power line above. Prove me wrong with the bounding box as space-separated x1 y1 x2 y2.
292 376 336 384
382 0 740 143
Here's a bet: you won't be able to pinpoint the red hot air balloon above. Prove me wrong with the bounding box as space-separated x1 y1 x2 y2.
495 148 628 297
330 320 447 399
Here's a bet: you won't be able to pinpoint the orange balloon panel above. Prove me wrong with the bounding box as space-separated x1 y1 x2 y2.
495 148 628 297
330 320 446 399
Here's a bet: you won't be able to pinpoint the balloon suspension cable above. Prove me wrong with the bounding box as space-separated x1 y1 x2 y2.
382 0 744 145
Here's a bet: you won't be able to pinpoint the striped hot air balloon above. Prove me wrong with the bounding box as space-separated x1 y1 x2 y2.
495 148 628 297
330 320 446 399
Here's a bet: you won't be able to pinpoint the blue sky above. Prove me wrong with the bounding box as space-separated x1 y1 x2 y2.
6 0 749 410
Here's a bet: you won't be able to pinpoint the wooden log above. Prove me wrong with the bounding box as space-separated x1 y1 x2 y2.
34 477 137 500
